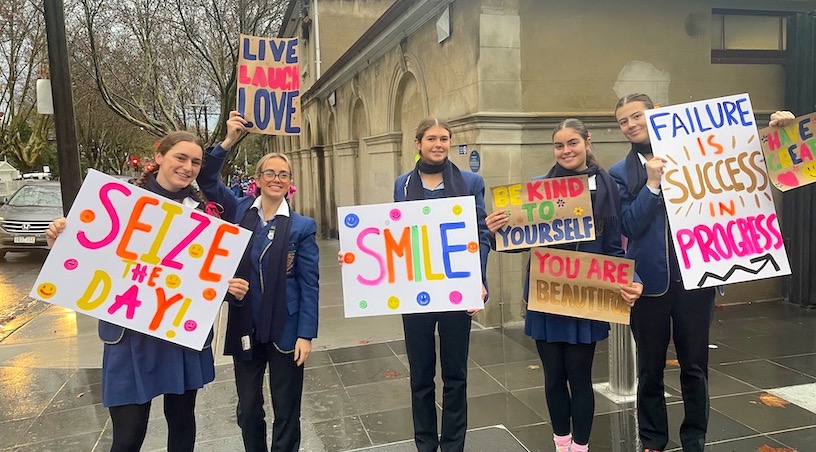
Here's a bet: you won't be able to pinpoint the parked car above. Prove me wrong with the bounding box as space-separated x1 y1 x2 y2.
0 181 63 259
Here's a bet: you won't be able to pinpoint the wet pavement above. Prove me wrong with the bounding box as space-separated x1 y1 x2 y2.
1 240 816 451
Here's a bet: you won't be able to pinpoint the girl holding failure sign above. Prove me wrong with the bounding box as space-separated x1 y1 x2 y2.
608 93 717 452
486 118 643 452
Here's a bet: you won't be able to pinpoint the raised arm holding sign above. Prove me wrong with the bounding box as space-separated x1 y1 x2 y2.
237 34 301 135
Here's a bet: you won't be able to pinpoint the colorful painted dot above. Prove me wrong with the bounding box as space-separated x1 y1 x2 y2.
166 330 176 339
449 291 463 305
188 244 204 258
359 300 368 309
389 209 402 221
183 320 197 332
343 252 356 264
344 213 360 228
165 274 182 289
422 206 431 215
387 296 400 310
467 242 479 253
36 283 57 299
452 205 463 215
63 258 79 270
80 209 95 223
203 288 217 301
416 291 431 306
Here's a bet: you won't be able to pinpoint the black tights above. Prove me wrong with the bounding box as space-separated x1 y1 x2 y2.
536 341 597 445
109 389 198 452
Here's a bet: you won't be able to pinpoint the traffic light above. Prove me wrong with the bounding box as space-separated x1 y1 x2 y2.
130 156 139 168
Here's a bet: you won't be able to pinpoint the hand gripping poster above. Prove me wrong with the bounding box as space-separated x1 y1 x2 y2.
29 170 251 350
758 111 816 191
645 93 790 290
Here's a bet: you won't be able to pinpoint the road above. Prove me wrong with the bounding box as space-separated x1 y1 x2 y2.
0 250 51 342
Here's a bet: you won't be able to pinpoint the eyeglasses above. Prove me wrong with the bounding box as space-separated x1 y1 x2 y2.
259 170 291 182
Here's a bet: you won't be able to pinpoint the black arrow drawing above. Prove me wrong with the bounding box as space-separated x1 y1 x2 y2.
697 253 781 287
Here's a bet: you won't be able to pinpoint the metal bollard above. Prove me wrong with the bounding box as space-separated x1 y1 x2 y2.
608 323 637 396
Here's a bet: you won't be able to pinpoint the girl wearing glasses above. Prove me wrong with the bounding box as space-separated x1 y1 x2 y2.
197 111 319 452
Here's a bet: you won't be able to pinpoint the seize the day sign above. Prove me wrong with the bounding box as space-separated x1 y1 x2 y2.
30 170 251 350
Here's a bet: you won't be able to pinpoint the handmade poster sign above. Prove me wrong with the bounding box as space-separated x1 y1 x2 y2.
237 34 301 135
29 170 252 350
758 111 816 191
527 248 634 324
491 175 595 251
646 93 790 289
339 196 484 317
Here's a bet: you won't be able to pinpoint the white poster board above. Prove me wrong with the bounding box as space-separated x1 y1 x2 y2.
29 170 252 350
339 196 484 317
646 93 791 289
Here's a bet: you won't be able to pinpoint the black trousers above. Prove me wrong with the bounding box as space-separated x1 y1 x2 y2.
630 279 715 452
535 340 597 445
403 311 472 452
233 342 304 452
108 389 198 452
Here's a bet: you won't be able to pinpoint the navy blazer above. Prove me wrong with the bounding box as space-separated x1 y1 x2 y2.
393 169 492 292
198 145 319 354
608 158 671 296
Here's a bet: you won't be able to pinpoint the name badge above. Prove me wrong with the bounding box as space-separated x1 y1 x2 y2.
267 225 276 241
588 174 597 191
241 335 251 351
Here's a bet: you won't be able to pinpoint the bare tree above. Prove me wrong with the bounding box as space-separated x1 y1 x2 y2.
73 0 287 146
0 0 52 173
74 82 154 175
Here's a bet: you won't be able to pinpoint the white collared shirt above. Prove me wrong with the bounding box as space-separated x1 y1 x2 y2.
251 197 290 226
637 152 661 195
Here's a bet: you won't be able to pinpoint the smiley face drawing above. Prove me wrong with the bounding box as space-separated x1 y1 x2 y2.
387 296 400 310
183 320 197 332
416 291 431 306
37 282 57 299
63 258 79 270
802 162 816 181
188 244 204 259
344 213 360 228
165 274 181 289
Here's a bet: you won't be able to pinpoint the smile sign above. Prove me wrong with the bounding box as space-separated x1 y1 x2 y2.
338 197 484 317
30 170 252 350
